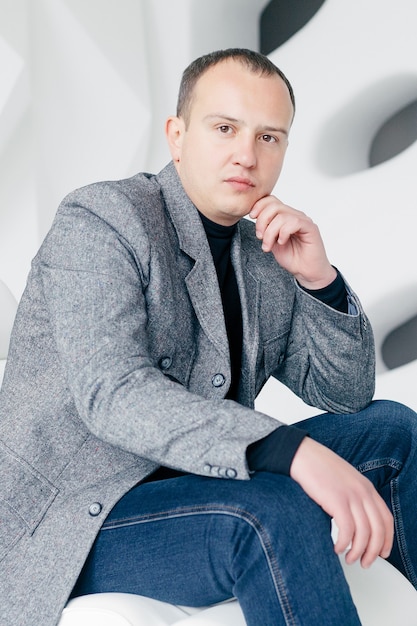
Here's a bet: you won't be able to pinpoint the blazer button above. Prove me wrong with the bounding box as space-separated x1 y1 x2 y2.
159 356 172 370
211 373 225 388
218 467 237 478
88 502 103 517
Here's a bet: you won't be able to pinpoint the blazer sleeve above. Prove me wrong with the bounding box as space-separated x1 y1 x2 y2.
272 278 375 414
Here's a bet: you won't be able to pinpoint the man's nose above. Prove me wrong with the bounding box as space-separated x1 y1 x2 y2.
232 135 257 168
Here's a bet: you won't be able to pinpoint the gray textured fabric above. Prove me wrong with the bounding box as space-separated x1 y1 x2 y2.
0 162 375 625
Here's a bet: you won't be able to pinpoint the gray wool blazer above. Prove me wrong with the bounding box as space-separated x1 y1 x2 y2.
0 162 375 625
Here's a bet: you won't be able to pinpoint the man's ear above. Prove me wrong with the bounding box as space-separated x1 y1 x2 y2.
165 116 185 162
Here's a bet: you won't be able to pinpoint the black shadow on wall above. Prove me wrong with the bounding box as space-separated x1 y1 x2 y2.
260 0 326 55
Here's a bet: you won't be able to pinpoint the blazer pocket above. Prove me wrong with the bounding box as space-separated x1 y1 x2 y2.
263 330 290 379
0 441 59 537
0 499 26 562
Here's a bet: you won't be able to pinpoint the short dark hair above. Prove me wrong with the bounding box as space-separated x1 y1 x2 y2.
176 48 295 125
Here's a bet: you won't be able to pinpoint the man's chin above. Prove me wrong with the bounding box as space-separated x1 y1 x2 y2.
220 206 251 225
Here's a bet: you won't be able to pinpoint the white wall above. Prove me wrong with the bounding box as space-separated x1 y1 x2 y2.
1 0 416 413
0 0 268 298
256 0 417 419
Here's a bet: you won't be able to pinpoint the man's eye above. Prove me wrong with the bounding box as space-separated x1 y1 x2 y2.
218 125 232 134
261 134 277 143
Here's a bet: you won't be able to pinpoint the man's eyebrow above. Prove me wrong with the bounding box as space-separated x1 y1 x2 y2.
203 114 241 126
203 114 289 135
261 125 289 136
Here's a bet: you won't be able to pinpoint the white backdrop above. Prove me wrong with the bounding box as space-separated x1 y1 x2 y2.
1 0 416 414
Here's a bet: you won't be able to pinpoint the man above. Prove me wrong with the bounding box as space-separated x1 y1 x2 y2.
1 48 416 626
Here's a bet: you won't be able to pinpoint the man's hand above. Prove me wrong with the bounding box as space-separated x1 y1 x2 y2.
249 196 336 289
290 437 394 568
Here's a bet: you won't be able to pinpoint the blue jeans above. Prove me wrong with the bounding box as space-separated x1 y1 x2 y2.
71 400 417 625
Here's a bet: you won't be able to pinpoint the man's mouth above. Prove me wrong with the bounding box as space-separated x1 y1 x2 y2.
225 177 255 191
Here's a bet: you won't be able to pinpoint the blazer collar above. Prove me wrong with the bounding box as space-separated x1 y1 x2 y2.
157 162 229 357
156 161 209 261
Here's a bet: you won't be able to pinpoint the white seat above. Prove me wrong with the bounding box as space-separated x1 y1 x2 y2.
340 556 417 626
0 279 17 358
60 593 192 626
60 595 245 626
0 279 17 385
0 359 6 386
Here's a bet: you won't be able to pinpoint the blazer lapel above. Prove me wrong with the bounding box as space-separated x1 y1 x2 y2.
185 256 229 358
231 227 261 399
158 163 229 358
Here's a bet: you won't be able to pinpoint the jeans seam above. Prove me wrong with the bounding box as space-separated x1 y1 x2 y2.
103 504 297 626
358 457 417 588
356 457 402 473
390 477 417 588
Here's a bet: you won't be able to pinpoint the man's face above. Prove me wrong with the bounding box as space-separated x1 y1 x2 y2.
166 59 294 226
